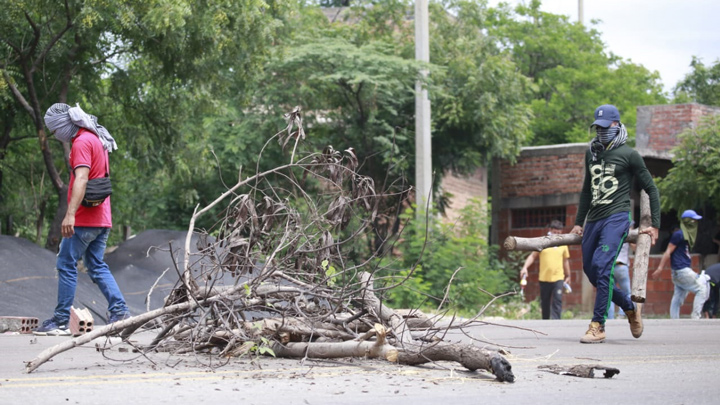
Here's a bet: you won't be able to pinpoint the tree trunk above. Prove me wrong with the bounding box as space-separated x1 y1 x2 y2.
46 184 68 252
631 191 652 302
504 229 639 251
272 340 514 382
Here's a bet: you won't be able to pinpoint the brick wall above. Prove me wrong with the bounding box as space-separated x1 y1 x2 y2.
440 167 487 223
637 103 720 154
498 146 586 199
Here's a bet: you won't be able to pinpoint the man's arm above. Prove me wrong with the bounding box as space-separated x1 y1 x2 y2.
631 150 660 244
563 257 571 283
62 167 89 238
520 251 539 279
575 152 592 228
651 242 676 279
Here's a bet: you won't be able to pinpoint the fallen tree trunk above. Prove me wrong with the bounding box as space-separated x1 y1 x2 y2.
631 191 652 303
273 340 514 382
504 229 639 251
356 272 514 382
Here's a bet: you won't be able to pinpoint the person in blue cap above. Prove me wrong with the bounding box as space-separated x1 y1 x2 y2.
571 104 660 344
652 209 708 319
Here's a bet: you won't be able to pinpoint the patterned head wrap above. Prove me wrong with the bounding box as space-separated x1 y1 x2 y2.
44 103 117 152
588 123 628 161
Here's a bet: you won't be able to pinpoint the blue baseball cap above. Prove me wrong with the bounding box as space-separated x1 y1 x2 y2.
592 104 621 128
681 209 702 220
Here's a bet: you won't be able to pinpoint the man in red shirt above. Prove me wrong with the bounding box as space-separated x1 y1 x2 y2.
34 103 129 336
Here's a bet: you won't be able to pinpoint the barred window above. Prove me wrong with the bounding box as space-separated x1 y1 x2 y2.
511 207 566 229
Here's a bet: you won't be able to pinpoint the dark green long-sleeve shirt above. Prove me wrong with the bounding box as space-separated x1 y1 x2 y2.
575 145 660 228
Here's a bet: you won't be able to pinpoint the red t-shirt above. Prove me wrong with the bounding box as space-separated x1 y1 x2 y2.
69 129 112 227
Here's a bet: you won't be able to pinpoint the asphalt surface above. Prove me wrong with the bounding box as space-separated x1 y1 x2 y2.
2 318 719 405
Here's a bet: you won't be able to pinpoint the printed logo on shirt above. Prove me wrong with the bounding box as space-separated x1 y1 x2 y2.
590 162 617 205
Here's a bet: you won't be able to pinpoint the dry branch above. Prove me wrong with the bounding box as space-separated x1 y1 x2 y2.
26 107 516 383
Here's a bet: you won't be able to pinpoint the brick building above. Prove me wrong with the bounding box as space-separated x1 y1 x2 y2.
490 103 720 316
440 167 488 222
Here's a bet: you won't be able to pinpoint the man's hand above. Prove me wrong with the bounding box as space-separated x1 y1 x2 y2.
570 225 583 236
639 227 659 245
651 268 662 279
61 214 76 238
520 268 528 280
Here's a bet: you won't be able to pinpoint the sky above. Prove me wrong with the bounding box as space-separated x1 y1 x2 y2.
489 0 720 94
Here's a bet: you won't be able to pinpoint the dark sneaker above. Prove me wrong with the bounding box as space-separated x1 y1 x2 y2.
107 312 130 324
626 303 643 338
580 321 606 344
33 319 71 336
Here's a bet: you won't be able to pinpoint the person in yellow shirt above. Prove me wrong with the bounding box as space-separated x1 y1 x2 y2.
520 220 571 319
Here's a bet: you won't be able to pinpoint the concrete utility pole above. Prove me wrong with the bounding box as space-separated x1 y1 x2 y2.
415 0 432 216
578 0 584 24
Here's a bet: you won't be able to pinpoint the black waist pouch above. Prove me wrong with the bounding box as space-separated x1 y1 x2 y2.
82 176 112 207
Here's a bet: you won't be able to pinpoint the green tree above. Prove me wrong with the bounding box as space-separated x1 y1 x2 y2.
673 57 720 106
383 200 517 314
220 0 538 253
0 0 289 249
487 0 666 145
655 115 720 213
430 0 533 174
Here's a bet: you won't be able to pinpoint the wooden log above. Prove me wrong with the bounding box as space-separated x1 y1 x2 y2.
504 229 639 251
631 191 652 303
272 333 515 382
356 272 514 382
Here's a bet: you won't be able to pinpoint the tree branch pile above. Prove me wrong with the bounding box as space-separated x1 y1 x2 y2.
26 107 514 382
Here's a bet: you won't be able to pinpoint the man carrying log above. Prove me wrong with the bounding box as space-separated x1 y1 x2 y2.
570 104 660 344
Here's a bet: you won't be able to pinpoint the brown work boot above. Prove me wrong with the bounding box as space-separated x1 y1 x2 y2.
580 321 606 344
626 303 643 338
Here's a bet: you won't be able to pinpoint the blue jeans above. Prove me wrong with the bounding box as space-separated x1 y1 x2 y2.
670 267 708 319
54 227 128 324
607 264 631 319
581 212 635 323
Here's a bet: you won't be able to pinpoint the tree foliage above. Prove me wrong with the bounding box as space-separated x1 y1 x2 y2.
1 0 676 253
0 0 290 247
656 115 720 213
383 199 518 314
486 0 666 145
430 0 532 172
673 57 720 106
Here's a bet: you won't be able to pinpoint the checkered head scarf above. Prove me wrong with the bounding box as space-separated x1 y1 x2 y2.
44 103 118 152
589 123 628 161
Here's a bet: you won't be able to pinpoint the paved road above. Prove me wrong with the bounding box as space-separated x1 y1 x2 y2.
1 319 719 404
